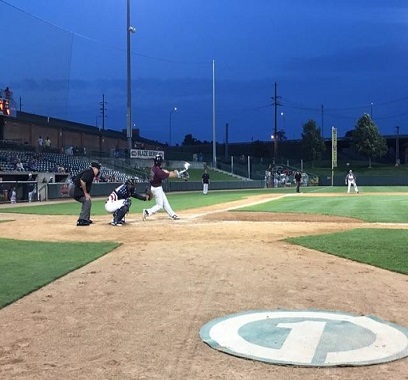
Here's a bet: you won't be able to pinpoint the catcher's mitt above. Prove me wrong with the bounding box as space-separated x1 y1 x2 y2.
145 187 153 201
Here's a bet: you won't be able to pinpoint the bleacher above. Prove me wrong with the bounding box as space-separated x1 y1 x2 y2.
0 150 132 183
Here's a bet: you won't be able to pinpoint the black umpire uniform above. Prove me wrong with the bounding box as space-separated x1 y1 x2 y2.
68 161 101 226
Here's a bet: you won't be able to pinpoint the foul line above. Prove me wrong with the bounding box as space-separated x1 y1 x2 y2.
188 194 289 219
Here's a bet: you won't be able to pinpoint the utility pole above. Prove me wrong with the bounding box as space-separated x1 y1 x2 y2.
321 104 324 138
271 82 281 165
100 94 107 130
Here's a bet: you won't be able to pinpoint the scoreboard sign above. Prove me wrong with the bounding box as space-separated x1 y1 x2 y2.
0 98 10 116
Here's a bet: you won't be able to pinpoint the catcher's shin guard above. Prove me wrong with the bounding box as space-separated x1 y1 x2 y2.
114 204 130 223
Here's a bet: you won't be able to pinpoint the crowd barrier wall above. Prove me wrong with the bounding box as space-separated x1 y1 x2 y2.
1 177 407 204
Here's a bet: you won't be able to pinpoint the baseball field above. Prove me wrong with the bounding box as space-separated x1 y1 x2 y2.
0 187 407 379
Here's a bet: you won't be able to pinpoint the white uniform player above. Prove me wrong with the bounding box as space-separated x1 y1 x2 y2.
345 170 359 193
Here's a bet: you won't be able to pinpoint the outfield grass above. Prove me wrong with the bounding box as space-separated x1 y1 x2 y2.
238 194 408 223
0 239 120 309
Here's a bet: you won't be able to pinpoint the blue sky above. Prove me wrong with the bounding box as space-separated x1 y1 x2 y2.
1 0 407 144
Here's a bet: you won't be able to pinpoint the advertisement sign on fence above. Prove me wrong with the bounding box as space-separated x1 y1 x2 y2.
130 149 164 159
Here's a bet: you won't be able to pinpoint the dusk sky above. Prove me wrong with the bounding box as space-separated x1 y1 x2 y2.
1 0 407 145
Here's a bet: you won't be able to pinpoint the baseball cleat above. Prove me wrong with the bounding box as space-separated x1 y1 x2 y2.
171 214 180 220
142 209 149 221
110 221 123 226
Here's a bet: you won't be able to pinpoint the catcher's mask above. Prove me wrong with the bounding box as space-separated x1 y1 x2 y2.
154 154 163 166
125 178 136 188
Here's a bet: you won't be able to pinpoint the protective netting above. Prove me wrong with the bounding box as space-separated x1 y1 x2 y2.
0 2 130 129
0 1 214 140
0 2 73 119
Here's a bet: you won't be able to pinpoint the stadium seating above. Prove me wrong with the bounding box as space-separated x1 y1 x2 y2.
0 150 133 183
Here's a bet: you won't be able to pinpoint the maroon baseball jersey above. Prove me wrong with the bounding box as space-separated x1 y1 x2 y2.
149 165 169 187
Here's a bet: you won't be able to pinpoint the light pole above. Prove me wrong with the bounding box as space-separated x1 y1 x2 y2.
396 126 400 166
169 107 177 146
126 0 136 154
370 102 373 118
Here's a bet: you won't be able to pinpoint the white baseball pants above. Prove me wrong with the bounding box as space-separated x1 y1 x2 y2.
347 180 359 193
146 186 176 217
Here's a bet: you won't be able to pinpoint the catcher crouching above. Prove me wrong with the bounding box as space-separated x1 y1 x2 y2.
105 178 153 226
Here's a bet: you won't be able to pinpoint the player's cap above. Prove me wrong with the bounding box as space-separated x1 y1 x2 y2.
91 161 101 170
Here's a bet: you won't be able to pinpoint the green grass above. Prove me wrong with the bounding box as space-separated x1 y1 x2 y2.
0 189 271 215
238 194 408 223
0 186 408 216
286 229 407 275
0 239 120 309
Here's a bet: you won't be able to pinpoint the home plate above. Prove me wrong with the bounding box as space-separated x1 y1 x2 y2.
199 310 408 367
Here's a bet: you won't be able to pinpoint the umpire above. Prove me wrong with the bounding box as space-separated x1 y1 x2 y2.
68 161 101 226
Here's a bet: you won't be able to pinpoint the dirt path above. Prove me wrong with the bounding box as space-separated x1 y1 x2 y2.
0 193 407 379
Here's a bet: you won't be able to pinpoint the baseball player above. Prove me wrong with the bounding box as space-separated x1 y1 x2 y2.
345 169 359 193
202 169 210 194
27 173 36 202
105 178 153 226
142 154 188 221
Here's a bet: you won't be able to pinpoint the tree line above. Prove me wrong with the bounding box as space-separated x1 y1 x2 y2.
180 113 388 168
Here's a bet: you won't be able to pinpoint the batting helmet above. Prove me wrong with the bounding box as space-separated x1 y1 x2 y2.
154 154 163 166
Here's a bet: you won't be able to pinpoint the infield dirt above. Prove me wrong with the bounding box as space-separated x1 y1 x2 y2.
0 193 407 379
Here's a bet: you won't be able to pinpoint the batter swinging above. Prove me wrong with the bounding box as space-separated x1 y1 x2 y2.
142 154 181 221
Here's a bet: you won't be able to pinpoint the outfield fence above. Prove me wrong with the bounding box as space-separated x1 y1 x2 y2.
2 176 407 204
